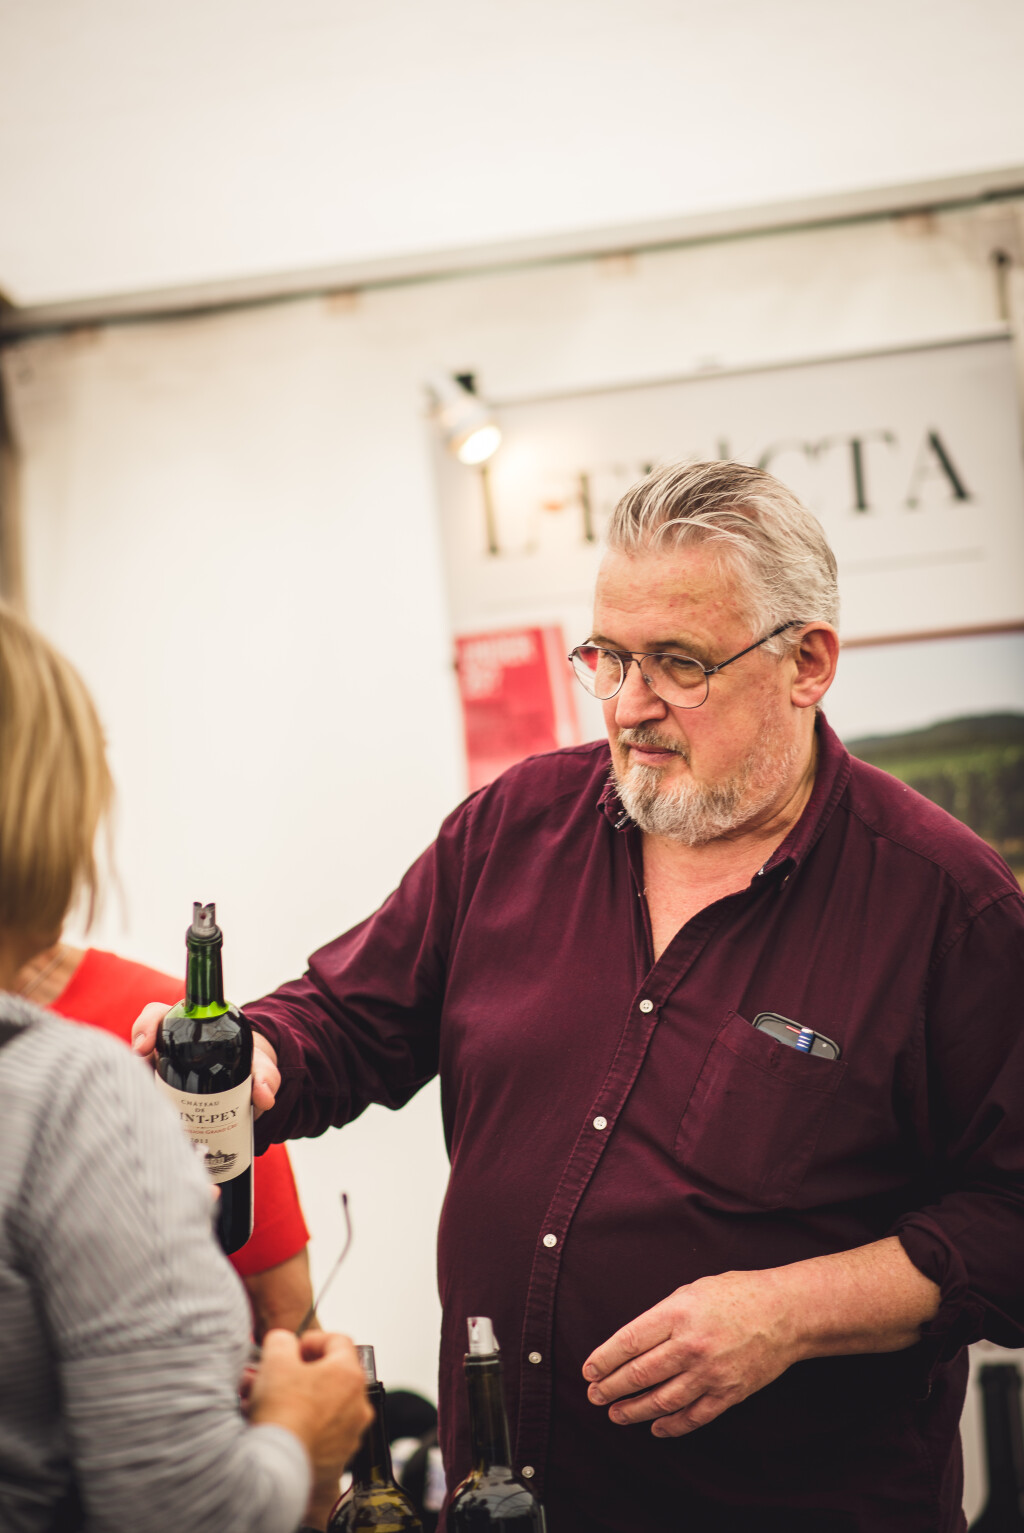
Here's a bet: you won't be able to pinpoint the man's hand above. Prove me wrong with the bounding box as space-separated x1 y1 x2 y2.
583 1269 801 1438
249 1329 372 1524
583 1238 941 1439
131 1002 281 1115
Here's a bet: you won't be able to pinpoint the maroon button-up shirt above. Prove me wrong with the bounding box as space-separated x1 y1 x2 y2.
250 717 1024 1533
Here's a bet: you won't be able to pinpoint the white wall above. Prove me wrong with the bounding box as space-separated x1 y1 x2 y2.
3 0 1024 305
4 196 1022 1503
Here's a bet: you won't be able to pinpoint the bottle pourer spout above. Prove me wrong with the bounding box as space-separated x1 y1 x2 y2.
467 1316 498 1356
356 1344 377 1383
190 902 218 939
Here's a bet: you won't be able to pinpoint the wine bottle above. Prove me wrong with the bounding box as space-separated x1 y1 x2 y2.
329 1346 423 1531
154 902 254 1255
969 1362 1024 1531
449 1318 546 1531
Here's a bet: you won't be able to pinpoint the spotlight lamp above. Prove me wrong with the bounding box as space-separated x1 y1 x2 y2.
428 372 502 465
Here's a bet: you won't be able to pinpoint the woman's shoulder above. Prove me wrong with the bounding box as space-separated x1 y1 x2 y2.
0 992 144 1079
0 994 180 1157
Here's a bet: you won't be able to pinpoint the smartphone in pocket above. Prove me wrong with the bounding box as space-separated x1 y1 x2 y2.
752 1012 841 1060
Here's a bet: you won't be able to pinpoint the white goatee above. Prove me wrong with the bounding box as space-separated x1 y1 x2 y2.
613 718 801 846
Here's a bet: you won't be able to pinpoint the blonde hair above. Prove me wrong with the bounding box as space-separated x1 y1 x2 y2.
607 460 839 654
0 602 113 935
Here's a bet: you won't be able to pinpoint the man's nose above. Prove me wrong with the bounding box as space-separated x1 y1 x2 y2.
612 659 668 728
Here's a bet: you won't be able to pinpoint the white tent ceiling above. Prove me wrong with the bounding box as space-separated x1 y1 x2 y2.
2 0 1024 308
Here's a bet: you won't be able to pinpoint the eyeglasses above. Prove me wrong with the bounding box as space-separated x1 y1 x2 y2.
297 1191 353 1336
568 621 804 710
248 1191 353 1365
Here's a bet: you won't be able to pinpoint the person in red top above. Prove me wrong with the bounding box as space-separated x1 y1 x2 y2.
15 941 313 1339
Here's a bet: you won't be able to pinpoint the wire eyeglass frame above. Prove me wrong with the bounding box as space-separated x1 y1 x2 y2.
568 620 805 709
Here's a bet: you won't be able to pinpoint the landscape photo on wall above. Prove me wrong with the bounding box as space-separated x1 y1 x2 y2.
845 711 1024 885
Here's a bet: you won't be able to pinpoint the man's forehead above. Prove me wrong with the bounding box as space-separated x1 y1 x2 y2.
593 545 745 631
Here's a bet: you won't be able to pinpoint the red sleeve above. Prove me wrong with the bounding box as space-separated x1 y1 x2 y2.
230 1141 311 1278
50 948 310 1279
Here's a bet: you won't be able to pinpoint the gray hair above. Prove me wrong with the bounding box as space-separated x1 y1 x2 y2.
606 460 839 651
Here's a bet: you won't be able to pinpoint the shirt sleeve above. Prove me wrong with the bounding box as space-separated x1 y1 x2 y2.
230 1143 310 1279
248 804 467 1151
15 1028 311 1533
891 890 1024 1352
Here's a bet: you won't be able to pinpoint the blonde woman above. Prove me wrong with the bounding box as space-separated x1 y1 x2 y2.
0 602 370 1533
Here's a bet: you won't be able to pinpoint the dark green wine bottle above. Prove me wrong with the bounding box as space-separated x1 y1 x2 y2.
969 1362 1024 1531
449 1318 546 1532
329 1346 423 1531
154 902 254 1255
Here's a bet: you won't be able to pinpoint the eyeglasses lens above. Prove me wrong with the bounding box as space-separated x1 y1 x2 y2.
643 655 708 706
572 646 622 699
572 647 709 707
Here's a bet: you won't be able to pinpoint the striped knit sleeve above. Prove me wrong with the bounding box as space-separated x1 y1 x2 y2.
10 1016 311 1533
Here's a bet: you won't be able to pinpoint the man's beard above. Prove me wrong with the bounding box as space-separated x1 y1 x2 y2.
612 717 802 846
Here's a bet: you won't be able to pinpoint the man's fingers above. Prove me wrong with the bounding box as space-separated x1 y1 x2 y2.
650 1397 717 1438
603 1375 732 1432
252 1033 280 1117
586 1340 683 1405
133 1003 279 1115
298 1330 351 1363
650 1393 727 1438
131 1002 171 1060
260 1327 301 1365
298 1331 333 1362
605 1375 700 1426
583 1311 672 1385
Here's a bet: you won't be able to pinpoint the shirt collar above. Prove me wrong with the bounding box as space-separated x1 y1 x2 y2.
759 712 852 877
598 767 631 829
596 712 853 873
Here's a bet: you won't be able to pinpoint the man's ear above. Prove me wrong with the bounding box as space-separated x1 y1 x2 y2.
790 624 839 710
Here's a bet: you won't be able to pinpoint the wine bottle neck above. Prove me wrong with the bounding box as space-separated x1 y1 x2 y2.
350 1383 397 1488
980 1365 1024 1516
465 1356 513 1472
184 938 226 1013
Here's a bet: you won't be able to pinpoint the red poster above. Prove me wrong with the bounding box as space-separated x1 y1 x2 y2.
455 625 581 790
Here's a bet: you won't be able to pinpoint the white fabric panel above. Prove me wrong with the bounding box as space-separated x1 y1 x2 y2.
3 0 1024 304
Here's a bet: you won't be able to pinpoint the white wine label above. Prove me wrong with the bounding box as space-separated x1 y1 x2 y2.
155 1074 253 1184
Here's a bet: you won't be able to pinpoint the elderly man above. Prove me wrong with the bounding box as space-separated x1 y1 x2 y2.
139 460 1024 1531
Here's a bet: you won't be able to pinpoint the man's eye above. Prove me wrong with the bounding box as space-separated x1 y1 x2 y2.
659 656 705 687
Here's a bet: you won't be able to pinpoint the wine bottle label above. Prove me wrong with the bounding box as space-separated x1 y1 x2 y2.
155 1075 253 1183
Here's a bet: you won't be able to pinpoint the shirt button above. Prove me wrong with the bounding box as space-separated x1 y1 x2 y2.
593 1116 608 1130
542 1232 558 1248
639 998 654 1014
528 1351 542 1364
521 1465 536 1479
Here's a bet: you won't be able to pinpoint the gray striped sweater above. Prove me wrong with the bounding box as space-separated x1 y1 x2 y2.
0 994 310 1532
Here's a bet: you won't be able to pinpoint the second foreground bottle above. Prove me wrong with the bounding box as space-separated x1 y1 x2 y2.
449 1318 546 1531
968 1361 1024 1531
329 1345 423 1530
154 902 254 1254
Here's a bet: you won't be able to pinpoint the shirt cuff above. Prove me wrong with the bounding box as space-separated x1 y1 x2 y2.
248 1012 299 1154
893 1213 986 1358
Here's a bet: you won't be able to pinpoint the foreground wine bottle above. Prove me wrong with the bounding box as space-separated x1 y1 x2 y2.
969 1362 1024 1531
329 1345 423 1531
449 1318 546 1531
154 902 254 1254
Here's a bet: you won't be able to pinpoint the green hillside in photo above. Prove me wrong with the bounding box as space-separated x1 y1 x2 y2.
846 713 1024 879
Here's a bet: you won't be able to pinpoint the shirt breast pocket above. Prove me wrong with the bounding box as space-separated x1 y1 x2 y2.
674 1010 846 1209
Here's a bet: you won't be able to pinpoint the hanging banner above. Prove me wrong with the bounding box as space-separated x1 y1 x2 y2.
435 334 1024 647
